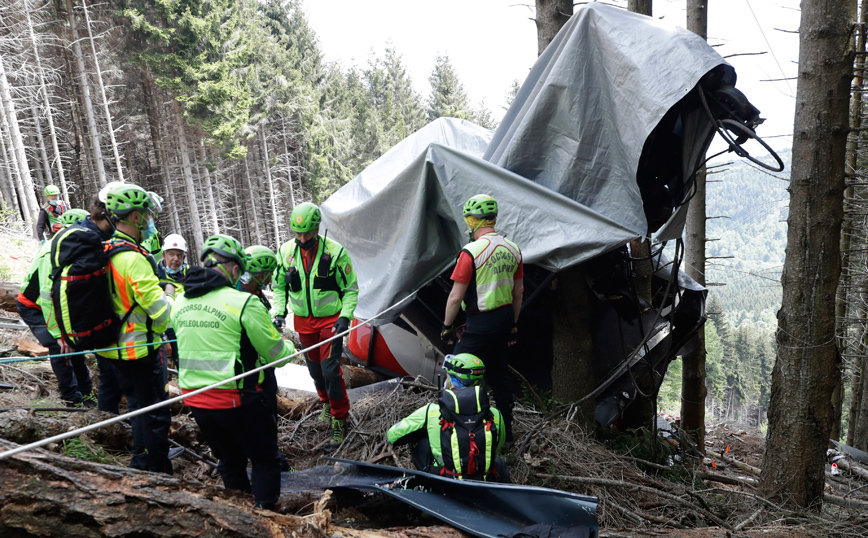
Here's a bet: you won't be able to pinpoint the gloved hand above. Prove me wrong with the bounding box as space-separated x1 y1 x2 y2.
273 315 285 330
508 326 518 347
333 316 350 334
52 223 62 232
440 324 455 343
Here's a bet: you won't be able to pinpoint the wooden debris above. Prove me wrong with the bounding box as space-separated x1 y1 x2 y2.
14 337 48 357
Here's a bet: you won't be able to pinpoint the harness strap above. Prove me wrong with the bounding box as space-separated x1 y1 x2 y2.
60 267 108 281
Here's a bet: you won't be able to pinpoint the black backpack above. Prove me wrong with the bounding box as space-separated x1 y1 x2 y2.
49 225 138 352
435 386 500 480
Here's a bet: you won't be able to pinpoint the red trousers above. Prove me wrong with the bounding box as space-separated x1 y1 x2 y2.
299 329 349 420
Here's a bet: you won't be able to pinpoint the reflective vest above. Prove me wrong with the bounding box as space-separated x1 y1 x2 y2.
18 241 59 337
461 233 521 313
172 284 294 405
42 202 66 236
272 236 358 319
97 231 172 360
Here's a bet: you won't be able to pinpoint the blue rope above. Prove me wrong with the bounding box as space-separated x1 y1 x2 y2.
0 339 178 364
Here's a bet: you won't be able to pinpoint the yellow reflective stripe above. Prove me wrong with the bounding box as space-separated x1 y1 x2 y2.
449 428 462 478
267 340 286 360
143 295 171 325
484 426 493 477
313 292 339 309
180 358 233 372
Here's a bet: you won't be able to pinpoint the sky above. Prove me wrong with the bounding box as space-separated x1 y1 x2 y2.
302 0 801 153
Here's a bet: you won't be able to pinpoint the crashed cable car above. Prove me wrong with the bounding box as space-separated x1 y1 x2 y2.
318 4 782 427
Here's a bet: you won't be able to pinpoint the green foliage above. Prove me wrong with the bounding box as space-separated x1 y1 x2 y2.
427 53 473 122
61 436 114 464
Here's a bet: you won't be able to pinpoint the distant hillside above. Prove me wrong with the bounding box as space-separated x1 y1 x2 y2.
703 148 791 332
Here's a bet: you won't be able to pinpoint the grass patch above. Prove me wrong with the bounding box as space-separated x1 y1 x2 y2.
62 436 114 464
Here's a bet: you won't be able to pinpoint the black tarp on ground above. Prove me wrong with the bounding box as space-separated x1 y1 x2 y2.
280 458 599 538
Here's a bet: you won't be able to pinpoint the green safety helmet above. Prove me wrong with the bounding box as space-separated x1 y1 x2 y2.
462 194 498 219
44 185 60 197
444 353 486 386
244 245 278 274
105 184 153 217
59 208 89 227
201 234 246 272
147 191 164 213
290 202 322 233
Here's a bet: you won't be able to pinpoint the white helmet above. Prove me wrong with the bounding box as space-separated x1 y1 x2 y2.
97 181 124 204
163 233 187 253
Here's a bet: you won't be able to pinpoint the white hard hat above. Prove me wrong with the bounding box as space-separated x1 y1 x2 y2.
97 181 124 203
163 233 187 253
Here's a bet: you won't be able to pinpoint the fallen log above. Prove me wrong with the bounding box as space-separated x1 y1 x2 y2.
0 439 317 537
0 281 20 312
0 439 472 538
13 336 48 357
706 448 761 476
836 457 868 482
0 408 132 449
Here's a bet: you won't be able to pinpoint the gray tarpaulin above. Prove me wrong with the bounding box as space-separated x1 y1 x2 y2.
321 3 728 322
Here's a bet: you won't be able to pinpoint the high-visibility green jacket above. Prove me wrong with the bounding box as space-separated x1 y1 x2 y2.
387 386 505 478
461 233 521 313
272 236 358 319
172 265 295 409
18 241 58 337
97 230 172 360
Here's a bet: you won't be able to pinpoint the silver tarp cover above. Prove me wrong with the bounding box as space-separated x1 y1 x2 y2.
321 4 727 322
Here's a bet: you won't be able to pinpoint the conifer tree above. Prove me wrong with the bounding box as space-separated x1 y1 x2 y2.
427 54 473 122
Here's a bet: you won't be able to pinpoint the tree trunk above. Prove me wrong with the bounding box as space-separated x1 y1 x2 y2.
173 98 204 254
680 0 709 454
282 117 297 207
760 0 855 509
61 42 93 191
244 151 262 244
25 5 69 204
81 0 124 182
841 0 868 447
29 103 52 187
0 120 22 218
534 1 573 56
627 1 652 16
66 0 107 187
0 55 38 230
261 129 281 245
855 353 868 448
140 66 179 235
0 132 17 214
550 266 595 417
197 135 220 234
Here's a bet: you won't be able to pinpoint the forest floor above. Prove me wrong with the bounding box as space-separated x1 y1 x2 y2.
0 230 866 538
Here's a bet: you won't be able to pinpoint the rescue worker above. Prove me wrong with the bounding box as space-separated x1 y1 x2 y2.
83 190 115 241
142 191 164 264
98 183 173 474
157 233 190 298
272 202 359 450
173 234 295 510
441 194 523 444
240 244 291 472
387 353 510 483
17 209 96 408
36 184 67 242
